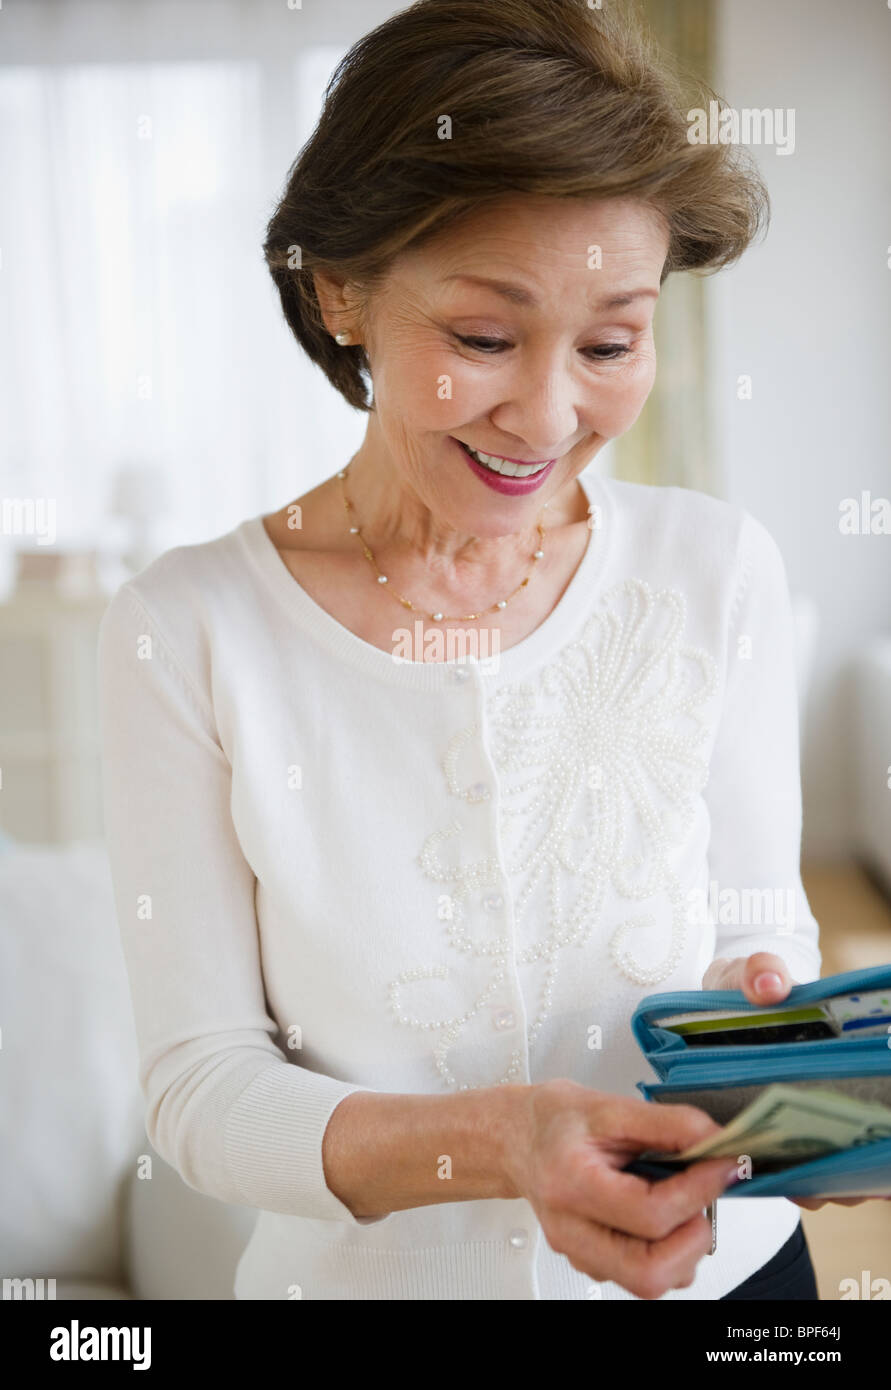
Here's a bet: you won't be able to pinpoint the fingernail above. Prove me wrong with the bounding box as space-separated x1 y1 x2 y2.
754 971 783 995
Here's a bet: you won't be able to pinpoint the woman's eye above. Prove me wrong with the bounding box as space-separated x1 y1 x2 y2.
455 334 511 353
585 343 632 360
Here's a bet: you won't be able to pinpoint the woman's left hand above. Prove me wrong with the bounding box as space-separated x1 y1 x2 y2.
700 951 888 1209
701 950 795 1004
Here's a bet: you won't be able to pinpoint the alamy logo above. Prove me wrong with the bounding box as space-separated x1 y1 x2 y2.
687 101 795 156
838 1271 891 1300
391 622 501 673
3 1276 56 1299
686 879 796 932
49 1320 151 1370
0 497 56 546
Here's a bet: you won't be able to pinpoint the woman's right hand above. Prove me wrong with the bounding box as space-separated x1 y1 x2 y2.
504 1078 740 1300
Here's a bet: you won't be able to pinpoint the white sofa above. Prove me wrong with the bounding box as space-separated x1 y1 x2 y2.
0 836 256 1300
0 594 834 1300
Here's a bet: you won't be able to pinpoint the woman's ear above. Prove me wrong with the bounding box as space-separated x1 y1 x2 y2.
313 270 358 342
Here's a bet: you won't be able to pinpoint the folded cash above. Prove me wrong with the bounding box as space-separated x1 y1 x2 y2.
643 1084 891 1166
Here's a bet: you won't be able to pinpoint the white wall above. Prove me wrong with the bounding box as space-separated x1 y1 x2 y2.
711 0 891 860
0 0 405 61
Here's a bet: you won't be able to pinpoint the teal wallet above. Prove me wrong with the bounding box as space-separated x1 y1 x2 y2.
625 964 891 1198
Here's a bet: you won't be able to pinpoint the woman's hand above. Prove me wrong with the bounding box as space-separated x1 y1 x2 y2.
701 950 795 1003
505 1079 740 1299
700 951 888 1210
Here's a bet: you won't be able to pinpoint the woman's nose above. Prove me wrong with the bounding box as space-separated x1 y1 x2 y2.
490 364 579 459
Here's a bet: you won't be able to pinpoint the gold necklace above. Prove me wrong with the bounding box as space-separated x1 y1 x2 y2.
337 466 547 624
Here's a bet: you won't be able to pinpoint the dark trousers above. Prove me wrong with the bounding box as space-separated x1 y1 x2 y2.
721 1221 818 1300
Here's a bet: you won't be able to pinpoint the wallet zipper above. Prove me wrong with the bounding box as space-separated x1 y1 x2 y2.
649 1032 883 1079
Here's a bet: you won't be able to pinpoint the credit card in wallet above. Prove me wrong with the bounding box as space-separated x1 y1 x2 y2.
680 1019 837 1047
653 1004 839 1047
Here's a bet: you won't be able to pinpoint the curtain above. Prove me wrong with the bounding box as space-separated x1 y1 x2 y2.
0 46 362 554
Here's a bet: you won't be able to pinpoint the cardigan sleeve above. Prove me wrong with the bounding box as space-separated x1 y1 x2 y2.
701 513 822 984
97 583 385 1224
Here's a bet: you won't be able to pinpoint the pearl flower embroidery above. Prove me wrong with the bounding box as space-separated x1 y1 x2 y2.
389 577 718 1090
489 579 718 995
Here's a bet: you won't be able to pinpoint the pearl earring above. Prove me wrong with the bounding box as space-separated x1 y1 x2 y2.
334 331 351 346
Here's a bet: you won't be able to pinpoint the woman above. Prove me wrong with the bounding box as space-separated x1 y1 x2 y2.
98 0 845 1301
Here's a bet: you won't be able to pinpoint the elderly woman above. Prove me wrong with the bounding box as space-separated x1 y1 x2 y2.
98 0 841 1302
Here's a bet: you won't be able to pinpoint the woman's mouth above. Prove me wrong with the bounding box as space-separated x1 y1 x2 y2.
452 438 557 495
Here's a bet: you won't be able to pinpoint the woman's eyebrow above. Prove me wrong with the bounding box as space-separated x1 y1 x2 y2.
441 273 659 311
601 288 660 309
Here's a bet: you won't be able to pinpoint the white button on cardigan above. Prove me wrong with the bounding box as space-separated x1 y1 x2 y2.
97 469 819 1300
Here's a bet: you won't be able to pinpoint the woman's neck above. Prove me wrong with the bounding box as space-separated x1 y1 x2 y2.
337 422 591 593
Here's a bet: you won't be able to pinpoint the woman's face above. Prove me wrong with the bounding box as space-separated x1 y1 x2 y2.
351 195 669 536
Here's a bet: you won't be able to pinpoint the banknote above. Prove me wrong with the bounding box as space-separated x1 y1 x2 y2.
642 1084 891 1166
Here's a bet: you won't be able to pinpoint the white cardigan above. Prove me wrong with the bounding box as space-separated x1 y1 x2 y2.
97 470 820 1300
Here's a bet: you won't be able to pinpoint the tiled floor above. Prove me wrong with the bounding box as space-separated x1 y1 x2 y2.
797 861 891 1300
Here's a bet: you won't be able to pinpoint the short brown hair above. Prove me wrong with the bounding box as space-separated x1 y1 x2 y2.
264 0 768 410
